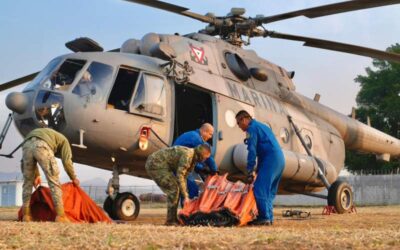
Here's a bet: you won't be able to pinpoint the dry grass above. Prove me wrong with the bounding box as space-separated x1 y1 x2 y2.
0 206 399 249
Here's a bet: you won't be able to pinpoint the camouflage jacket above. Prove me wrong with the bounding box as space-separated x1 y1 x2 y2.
148 146 199 199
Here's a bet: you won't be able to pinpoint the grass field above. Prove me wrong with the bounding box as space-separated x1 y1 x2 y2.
0 206 399 249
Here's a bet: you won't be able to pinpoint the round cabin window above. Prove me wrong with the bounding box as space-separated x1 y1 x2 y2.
225 109 237 128
224 52 250 81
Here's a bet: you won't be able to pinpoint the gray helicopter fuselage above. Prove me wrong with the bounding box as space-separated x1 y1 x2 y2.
11 32 400 194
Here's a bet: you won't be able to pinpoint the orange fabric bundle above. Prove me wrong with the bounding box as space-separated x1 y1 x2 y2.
18 183 112 223
179 174 233 219
179 174 257 226
200 174 234 212
223 181 258 226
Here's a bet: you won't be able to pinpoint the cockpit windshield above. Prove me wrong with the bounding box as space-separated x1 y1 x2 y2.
72 61 114 102
24 57 62 92
42 59 86 90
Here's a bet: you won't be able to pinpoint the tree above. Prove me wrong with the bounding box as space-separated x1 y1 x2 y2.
345 43 400 173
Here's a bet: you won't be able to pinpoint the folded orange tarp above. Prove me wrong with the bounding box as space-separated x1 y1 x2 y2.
199 174 234 213
179 174 234 220
18 183 112 223
223 181 258 226
179 174 257 226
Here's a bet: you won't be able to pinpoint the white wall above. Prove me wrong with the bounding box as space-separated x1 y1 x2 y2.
15 181 23 206
0 181 23 207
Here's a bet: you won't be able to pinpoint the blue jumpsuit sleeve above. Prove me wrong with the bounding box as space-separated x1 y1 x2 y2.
246 126 258 173
194 162 205 171
205 156 218 172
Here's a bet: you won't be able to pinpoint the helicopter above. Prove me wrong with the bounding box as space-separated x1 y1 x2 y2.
1 0 400 221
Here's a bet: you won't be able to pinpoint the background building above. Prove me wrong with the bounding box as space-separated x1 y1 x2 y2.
0 172 23 207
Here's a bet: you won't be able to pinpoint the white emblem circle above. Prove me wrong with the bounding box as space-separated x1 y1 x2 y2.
225 110 237 128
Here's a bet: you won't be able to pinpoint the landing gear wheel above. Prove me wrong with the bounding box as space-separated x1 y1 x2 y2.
328 180 354 214
103 196 117 220
112 192 140 221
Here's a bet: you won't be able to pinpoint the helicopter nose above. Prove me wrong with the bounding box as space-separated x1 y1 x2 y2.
6 92 28 114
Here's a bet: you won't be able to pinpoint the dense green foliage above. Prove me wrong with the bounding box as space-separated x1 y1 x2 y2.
345 44 400 173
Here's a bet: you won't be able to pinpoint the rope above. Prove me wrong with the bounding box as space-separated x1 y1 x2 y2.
149 128 170 147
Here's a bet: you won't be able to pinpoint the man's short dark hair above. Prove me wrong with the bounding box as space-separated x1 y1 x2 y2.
235 110 252 120
197 143 211 154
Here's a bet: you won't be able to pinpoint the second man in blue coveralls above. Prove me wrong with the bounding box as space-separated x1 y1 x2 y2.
236 110 285 226
173 123 218 199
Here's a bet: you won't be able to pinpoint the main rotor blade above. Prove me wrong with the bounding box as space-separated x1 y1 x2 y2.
266 31 400 63
261 0 400 24
123 0 214 23
0 72 39 92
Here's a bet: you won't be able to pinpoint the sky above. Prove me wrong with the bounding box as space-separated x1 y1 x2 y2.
0 0 399 184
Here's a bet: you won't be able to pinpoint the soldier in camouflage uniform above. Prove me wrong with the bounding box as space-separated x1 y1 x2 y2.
145 144 211 225
21 128 80 223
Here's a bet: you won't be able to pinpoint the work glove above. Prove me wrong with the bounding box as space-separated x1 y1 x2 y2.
210 170 219 176
247 171 255 184
198 168 211 175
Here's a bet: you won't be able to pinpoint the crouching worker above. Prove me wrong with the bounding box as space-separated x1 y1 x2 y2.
145 144 211 226
21 128 80 223
173 123 218 199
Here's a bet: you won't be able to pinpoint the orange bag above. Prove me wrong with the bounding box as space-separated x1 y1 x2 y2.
179 174 257 226
179 174 234 225
18 183 112 223
222 181 258 226
200 174 234 213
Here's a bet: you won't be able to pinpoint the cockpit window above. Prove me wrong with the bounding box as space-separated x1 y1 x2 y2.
42 59 86 91
24 58 62 92
107 67 139 111
132 74 166 117
72 61 114 102
34 90 66 131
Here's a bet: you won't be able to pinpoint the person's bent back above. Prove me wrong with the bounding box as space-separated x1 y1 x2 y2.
21 128 79 223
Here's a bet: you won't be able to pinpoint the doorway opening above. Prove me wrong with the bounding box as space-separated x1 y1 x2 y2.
174 84 213 142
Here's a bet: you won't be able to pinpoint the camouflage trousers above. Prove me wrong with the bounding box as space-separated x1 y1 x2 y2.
21 137 63 210
145 157 180 222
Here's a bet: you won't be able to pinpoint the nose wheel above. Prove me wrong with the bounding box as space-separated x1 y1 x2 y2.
103 162 140 221
327 180 354 214
103 193 140 221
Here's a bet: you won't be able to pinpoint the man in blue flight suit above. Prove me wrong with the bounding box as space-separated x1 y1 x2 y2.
236 110 285 226
173 123 218 199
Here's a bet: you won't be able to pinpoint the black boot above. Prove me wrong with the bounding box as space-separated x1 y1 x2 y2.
165 206 180 226
247 218 272 226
